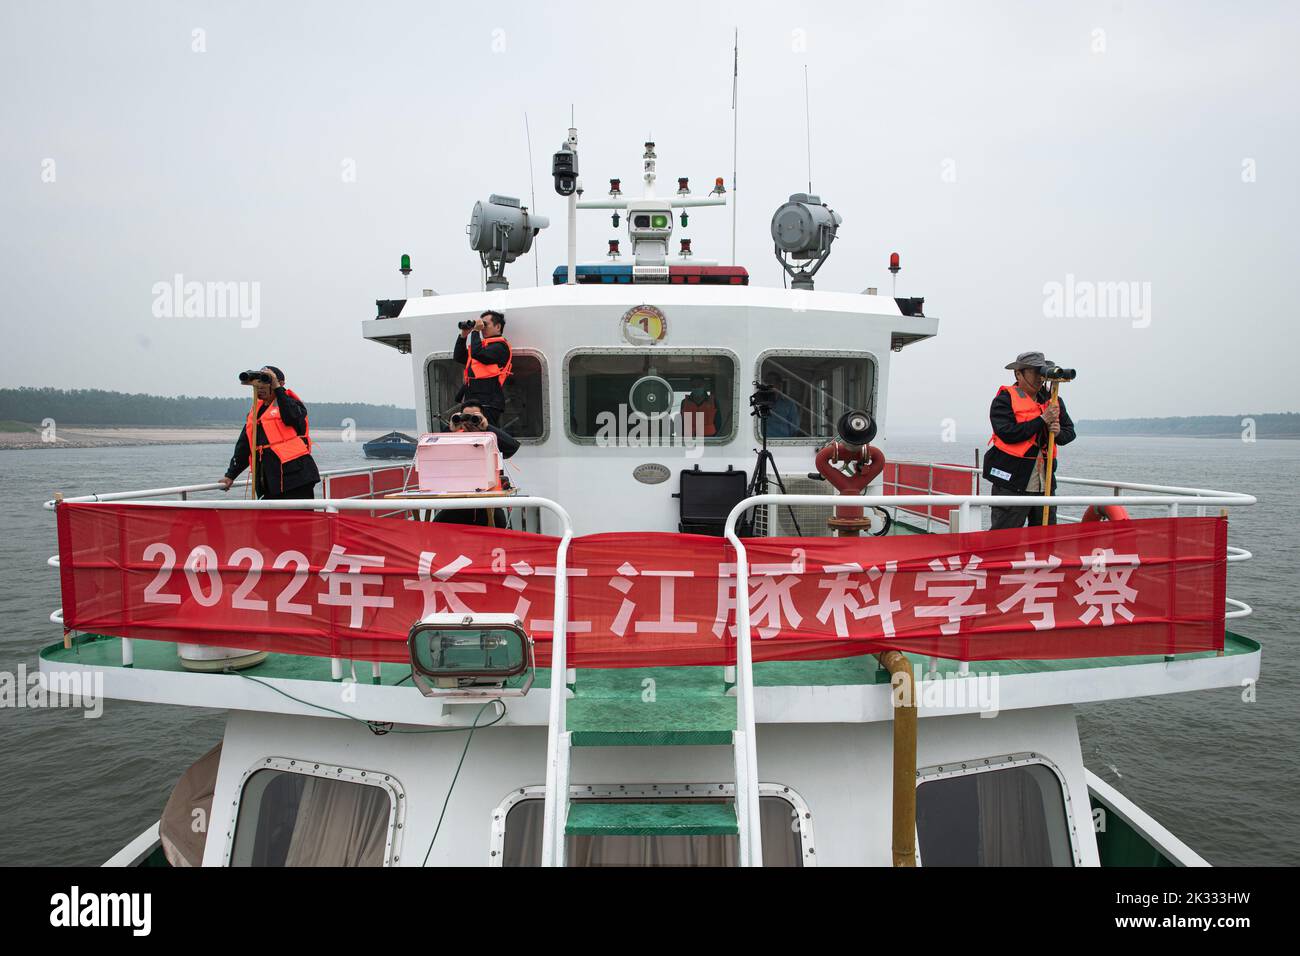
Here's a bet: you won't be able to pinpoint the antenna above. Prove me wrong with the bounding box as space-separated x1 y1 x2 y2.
731 27 739 267
804 65 813 194
525 112 539 286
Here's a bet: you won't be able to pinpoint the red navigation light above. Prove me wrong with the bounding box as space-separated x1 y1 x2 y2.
677 177 690 195
889 252 900 274
609 178 622 196
608 239 620 258
712 176 726 195
680 238 692 256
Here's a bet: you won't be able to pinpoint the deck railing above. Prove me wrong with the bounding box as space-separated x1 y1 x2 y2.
45 461 1257 869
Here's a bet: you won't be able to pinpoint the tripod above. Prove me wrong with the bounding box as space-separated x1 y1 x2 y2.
746 409 802 536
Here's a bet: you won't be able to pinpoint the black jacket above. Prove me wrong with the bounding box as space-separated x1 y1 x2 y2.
983 385 1075 492
224 388 321 497
453 330 511 410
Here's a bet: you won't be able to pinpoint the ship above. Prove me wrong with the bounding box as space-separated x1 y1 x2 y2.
40 134 1258 867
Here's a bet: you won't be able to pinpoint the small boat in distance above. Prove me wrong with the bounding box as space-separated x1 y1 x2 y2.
362 430 417 459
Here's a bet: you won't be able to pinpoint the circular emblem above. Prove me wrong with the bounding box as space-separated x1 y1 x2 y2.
621 304 668 346
633 463 672 485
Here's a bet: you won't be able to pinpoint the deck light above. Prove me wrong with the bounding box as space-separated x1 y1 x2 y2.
771 192 842 291
468 194 550 291
408 613 534 699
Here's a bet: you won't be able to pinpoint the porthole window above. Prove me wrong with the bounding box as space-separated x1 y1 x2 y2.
565 349 739 445
916 760 1075 866
755 351 876 443
228 761 403 867
427 350 548 441
492 785 814 867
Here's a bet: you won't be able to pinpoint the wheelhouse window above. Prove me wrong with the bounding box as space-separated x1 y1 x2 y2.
427 351 548 441
229 768 396 867
566 349 738 444
755 351 876 442
499 796 805 867
916 763 1074 866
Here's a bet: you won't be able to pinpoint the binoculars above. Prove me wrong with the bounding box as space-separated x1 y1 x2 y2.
238 370 272 385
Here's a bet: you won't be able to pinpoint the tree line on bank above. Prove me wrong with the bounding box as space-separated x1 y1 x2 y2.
0 387 417 428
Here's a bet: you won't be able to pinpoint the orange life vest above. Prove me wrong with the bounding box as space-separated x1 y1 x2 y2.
681 394 718 437
246 387 311 470
463 336 513 386
988 384 1054 460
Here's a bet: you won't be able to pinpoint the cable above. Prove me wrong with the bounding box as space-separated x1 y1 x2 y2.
229 669 505 866
228 670 506 735
422 701 502 866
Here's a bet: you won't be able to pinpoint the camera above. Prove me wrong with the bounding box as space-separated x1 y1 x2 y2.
552 143 578 197
1037 364 1077 381
458 320 477 331
749 380 779 416
238 370 271 385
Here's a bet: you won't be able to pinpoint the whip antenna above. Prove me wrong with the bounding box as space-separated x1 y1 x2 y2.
731 27 739 266
525 112 539 286
804 64 813 194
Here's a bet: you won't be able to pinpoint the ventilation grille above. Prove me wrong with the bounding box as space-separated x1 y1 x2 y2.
752 475 837 537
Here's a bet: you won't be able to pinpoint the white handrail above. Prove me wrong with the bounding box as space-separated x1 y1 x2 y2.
1225 598 1253 620
723 485 1258 864
42 462 409 510
48 490 578 868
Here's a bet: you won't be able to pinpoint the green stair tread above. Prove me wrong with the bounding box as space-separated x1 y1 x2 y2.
566 801 737 836
571 665 727 699
568 694 735 745
567 666 735 745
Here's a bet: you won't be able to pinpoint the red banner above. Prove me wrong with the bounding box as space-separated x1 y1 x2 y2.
55 504 1227 667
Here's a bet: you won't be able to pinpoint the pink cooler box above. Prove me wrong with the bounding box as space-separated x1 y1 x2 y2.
414 432 503 494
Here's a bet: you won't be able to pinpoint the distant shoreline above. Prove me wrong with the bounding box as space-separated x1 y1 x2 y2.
0 426 400 450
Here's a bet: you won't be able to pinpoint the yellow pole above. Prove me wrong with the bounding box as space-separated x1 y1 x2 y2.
877 650 917 867
1040 380 1060 527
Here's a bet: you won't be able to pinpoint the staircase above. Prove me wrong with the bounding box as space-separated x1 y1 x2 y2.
541 664 762 865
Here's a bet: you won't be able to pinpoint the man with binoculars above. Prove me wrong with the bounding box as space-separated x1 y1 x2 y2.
453 310 512 426
434 401 519 528
217 366 320 499
983 351 1076 529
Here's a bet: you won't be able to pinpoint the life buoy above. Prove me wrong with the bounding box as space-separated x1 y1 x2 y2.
1082 504 1130 522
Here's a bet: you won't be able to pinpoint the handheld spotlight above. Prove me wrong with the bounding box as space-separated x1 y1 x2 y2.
467 194 550 291
835 410 877 447
771 193 842 291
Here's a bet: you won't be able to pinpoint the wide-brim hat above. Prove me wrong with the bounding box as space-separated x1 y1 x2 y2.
1005 351 1049 371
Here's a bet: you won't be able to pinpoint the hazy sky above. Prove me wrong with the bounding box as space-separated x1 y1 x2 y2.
2 0 1297 432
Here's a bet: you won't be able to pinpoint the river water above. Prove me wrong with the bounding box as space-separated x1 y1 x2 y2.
0 436 1295 865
